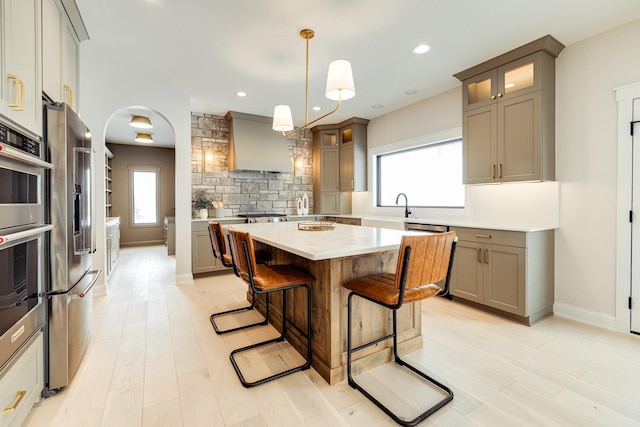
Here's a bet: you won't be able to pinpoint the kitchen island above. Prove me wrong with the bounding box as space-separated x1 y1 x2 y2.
229 221 430 384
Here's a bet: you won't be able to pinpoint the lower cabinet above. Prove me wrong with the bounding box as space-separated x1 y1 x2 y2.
0 331 43 427
191 220 243 274
105 217 120 280
163 216 175 255
450 227 554 325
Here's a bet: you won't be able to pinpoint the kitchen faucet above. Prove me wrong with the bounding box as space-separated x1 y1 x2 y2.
395 193 411 218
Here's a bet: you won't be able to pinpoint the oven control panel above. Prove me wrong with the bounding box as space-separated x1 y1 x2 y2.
0 122 41 157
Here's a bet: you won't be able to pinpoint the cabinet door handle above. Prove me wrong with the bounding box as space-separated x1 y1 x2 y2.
7 74 24 110
492 164 496 179
498 163 502 179
491 95 496 100
3 390 26 414
484 249 489 264
475 234 492 239
477 248 482 263
64 84 73 108
497 92 503 98
351 179 354 190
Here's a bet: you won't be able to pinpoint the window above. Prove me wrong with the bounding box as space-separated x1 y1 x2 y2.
377 138 464 208
130 168 159 226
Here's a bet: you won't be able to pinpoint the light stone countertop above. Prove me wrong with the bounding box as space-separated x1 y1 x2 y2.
105 216 120 226
190 214 557 232
228 221 426 261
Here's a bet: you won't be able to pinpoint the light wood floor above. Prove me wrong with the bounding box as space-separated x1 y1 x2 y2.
23 245 640 427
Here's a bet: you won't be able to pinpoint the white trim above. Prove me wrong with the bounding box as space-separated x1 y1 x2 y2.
175 273 193 285
553 303 616 331
366 127 462 209
615 81 640 334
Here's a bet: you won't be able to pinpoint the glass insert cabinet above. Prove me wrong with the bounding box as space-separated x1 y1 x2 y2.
454 36 564 184
462 52 543 111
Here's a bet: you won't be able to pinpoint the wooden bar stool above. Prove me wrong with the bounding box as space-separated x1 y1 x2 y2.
208 222 272 334
344 231 457 426
227 227 314 388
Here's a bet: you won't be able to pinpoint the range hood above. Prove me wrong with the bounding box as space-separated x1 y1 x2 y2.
225 111 292 173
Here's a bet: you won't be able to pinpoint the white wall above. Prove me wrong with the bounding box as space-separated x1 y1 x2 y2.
79 48 193 293
554 18 640 326
358 18 640 329
355 88 560 228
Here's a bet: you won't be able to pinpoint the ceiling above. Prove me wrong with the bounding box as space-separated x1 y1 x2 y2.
79 0 640 148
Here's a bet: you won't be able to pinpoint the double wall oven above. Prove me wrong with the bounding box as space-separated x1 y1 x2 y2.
0 120 53 373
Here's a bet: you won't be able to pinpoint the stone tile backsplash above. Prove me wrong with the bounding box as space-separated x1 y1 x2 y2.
191 112 313 217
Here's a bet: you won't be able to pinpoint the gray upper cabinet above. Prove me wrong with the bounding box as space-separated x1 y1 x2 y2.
312 117 369 214
455 36 564 184
339 120 368 192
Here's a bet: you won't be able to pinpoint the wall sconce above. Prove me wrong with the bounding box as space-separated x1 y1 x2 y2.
294 156 304 177
203 148 215 174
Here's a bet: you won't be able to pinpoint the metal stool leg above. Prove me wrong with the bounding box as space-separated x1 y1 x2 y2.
229 284 312 388
346 292 453 427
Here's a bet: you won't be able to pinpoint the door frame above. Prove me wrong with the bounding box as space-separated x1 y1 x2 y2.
615 81 640 334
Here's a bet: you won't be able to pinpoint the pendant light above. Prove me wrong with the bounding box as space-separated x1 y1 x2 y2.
272 29 355 136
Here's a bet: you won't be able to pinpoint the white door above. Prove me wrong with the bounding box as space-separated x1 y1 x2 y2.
631 98 640 333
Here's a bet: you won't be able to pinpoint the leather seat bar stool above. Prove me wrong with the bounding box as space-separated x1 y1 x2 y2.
227 227 314 388
345 231 457 426
208 222 272 334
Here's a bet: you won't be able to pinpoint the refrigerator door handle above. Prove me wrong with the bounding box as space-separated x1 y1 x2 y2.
70 270 100 300
72 147 94 254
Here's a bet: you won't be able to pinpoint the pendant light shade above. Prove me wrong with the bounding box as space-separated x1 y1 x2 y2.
325 60 355 101
130 115 153 129
272 105 294 132
134 133 153 143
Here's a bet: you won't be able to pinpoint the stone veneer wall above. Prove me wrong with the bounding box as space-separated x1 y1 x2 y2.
191 112 313 217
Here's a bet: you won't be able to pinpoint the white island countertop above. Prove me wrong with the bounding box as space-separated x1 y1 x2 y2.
229 221 427 261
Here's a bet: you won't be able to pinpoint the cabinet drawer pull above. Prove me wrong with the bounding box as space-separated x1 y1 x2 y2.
475 234 492 239
477 248 481 263
3 390 26 414
484 248 489 264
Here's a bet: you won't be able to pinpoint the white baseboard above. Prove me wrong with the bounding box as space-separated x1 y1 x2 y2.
175 273 193 285
553 302 616 331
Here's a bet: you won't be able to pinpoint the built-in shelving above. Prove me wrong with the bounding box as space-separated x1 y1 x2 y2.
105 146 113 217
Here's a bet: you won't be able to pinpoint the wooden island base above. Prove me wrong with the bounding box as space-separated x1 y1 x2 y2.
252 243 423 385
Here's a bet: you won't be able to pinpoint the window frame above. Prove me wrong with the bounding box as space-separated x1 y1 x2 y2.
375 137 465 209
128 166 161 228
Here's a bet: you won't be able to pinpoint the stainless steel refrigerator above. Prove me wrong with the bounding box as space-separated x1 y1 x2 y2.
44 103 100 392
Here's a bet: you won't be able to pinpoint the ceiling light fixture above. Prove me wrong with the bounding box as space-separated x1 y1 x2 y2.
235 91 247 97
134 133 153 143
272 29 355 136
412 44 431 54
130 115 153 129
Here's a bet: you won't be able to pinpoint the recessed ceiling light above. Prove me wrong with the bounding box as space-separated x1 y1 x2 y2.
235 91 247 97
134 133 154 143
412 44 431 54
312 106 321 111
372 104 384 109
405 89 418 95
130 115 153 129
